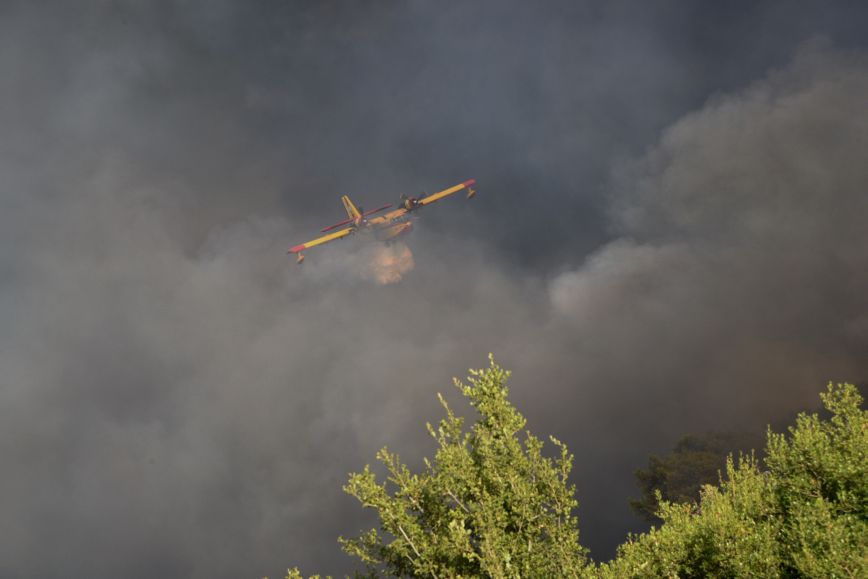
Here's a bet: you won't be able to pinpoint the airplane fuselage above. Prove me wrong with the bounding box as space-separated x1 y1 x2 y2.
374 220 413 242
354 218 413 242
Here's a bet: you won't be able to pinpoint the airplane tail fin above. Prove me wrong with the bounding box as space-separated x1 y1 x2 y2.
341 195 362 221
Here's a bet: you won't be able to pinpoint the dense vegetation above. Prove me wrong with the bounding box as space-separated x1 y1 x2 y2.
630 431 765 524
285 357 866 578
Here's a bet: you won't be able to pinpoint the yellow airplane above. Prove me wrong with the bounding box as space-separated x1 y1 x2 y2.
289 179 476 263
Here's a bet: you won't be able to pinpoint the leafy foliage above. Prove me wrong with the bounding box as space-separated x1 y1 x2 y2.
339 355 589 578
283 363 866 579
631 431 764 523
602 383 867 578
764 383 867 577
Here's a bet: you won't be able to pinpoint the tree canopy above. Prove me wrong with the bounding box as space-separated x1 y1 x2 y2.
601 382 867 578
630 431 764 524
284 359 866 579
339 355 588 578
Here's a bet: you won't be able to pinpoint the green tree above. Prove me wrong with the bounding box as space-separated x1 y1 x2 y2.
630 431 764 524
338 355 589 578
764 383 867 577
601 383 867 578
283 364 866 579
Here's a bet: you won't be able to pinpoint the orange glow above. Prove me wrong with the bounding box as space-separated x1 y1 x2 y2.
369 243 414 284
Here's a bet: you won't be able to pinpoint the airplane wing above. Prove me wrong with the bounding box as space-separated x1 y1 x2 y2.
367 179 477 225
418 179 476 206
288 227 354 254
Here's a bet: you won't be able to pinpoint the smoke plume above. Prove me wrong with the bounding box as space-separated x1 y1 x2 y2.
2 3 868 578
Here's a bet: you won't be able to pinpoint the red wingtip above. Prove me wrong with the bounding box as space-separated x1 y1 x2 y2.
289 244 305 254
462 179 476 187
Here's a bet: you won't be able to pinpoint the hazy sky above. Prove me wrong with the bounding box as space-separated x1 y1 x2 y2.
2 1 867 577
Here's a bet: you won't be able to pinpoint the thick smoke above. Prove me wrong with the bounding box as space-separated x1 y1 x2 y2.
2 2 868 578
538 45 868 548
552 42 868 427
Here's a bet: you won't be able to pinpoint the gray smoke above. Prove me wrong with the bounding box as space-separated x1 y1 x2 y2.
2 2 868 578
542 44 868 546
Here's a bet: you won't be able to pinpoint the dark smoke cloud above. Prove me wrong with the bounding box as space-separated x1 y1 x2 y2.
541 41 868 550
2 2 867 578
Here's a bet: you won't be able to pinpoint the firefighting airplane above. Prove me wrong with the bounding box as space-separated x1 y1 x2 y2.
288 179 476 263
